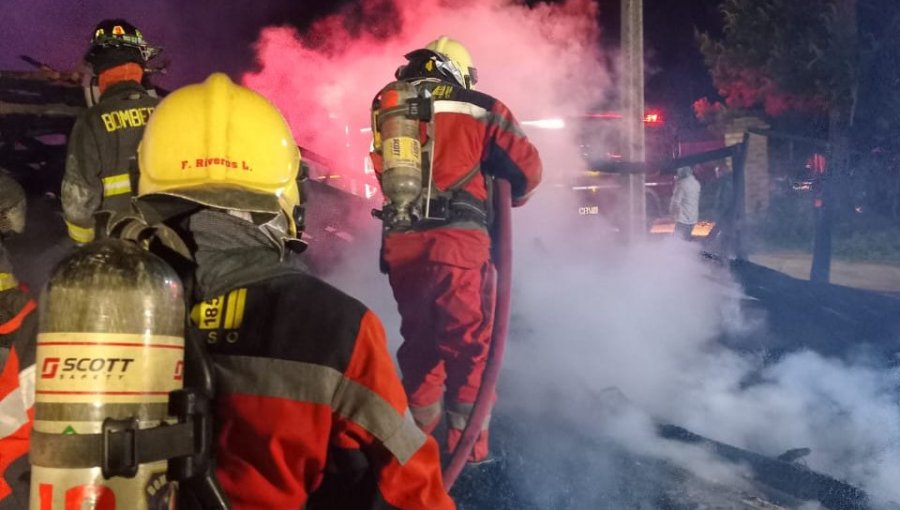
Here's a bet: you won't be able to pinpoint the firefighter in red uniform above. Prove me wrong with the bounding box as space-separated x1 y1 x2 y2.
371 36 542 462
134 73 454 509
61 19 160 244
0 174 36 510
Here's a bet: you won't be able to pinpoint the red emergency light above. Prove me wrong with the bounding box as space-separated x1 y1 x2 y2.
643 111 663 124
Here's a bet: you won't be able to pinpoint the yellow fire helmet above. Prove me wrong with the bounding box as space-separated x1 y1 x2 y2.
137 73 301 236
425 36 477 89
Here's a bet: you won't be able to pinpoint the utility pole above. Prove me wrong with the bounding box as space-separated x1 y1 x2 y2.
810 0 858 283
621 0 646 241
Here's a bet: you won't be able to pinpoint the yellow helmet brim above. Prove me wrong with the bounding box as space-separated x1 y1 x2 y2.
139 184 282 216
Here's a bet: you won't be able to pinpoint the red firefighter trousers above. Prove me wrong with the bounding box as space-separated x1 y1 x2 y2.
385 229 496 460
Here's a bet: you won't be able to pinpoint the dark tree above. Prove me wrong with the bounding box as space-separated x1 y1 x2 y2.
698 0 861 282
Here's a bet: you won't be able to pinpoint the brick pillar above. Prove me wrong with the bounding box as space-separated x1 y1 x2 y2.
726 117 770 221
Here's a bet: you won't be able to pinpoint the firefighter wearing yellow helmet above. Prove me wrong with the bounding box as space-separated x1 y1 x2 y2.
392 35 479 90
135 73 454 509
137 72 303 246
425 35 478 89
372 36 542 465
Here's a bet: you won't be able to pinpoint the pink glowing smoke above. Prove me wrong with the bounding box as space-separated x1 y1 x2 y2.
242 0 608 182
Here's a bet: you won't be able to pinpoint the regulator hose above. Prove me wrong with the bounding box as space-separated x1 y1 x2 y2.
442 178 513 489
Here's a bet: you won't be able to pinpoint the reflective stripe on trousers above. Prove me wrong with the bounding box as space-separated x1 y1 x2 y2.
446 401 490 431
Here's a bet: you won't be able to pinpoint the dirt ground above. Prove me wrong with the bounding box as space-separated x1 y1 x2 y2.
749 251 900 293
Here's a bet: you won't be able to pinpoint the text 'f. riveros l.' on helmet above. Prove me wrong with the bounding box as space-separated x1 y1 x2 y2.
137 72 302 237
425 35 477 89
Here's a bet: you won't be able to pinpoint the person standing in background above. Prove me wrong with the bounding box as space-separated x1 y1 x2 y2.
670 166 701 240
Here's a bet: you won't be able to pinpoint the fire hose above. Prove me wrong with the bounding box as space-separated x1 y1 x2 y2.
442 178 513 489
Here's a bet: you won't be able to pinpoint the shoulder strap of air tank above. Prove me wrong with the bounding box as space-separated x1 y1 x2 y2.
415 80 438 199
413 80 483 196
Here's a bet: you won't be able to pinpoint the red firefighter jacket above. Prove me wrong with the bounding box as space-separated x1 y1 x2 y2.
0 287 37 510
373 80 543 267
191 271 454 509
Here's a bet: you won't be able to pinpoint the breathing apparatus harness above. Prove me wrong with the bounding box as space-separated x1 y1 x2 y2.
371 78 491 234
123 216 232 509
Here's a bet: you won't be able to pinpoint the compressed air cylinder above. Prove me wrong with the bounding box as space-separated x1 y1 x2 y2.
30 239 184 510
375 80 423 227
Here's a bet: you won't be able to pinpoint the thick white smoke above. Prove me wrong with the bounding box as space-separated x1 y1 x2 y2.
507 194 900 506
244 0 900 507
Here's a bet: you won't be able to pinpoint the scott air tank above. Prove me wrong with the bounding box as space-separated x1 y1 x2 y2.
30 239 184 510
372 80 426 228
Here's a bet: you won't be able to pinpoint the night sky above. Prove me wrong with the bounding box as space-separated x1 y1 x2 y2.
596 0 723 126
0 0 722 127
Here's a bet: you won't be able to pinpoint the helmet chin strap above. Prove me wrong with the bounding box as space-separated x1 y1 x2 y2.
258 212 308 256
225 209 305 257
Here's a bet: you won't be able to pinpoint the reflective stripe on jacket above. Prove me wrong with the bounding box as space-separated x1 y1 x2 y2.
194 273 454 509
